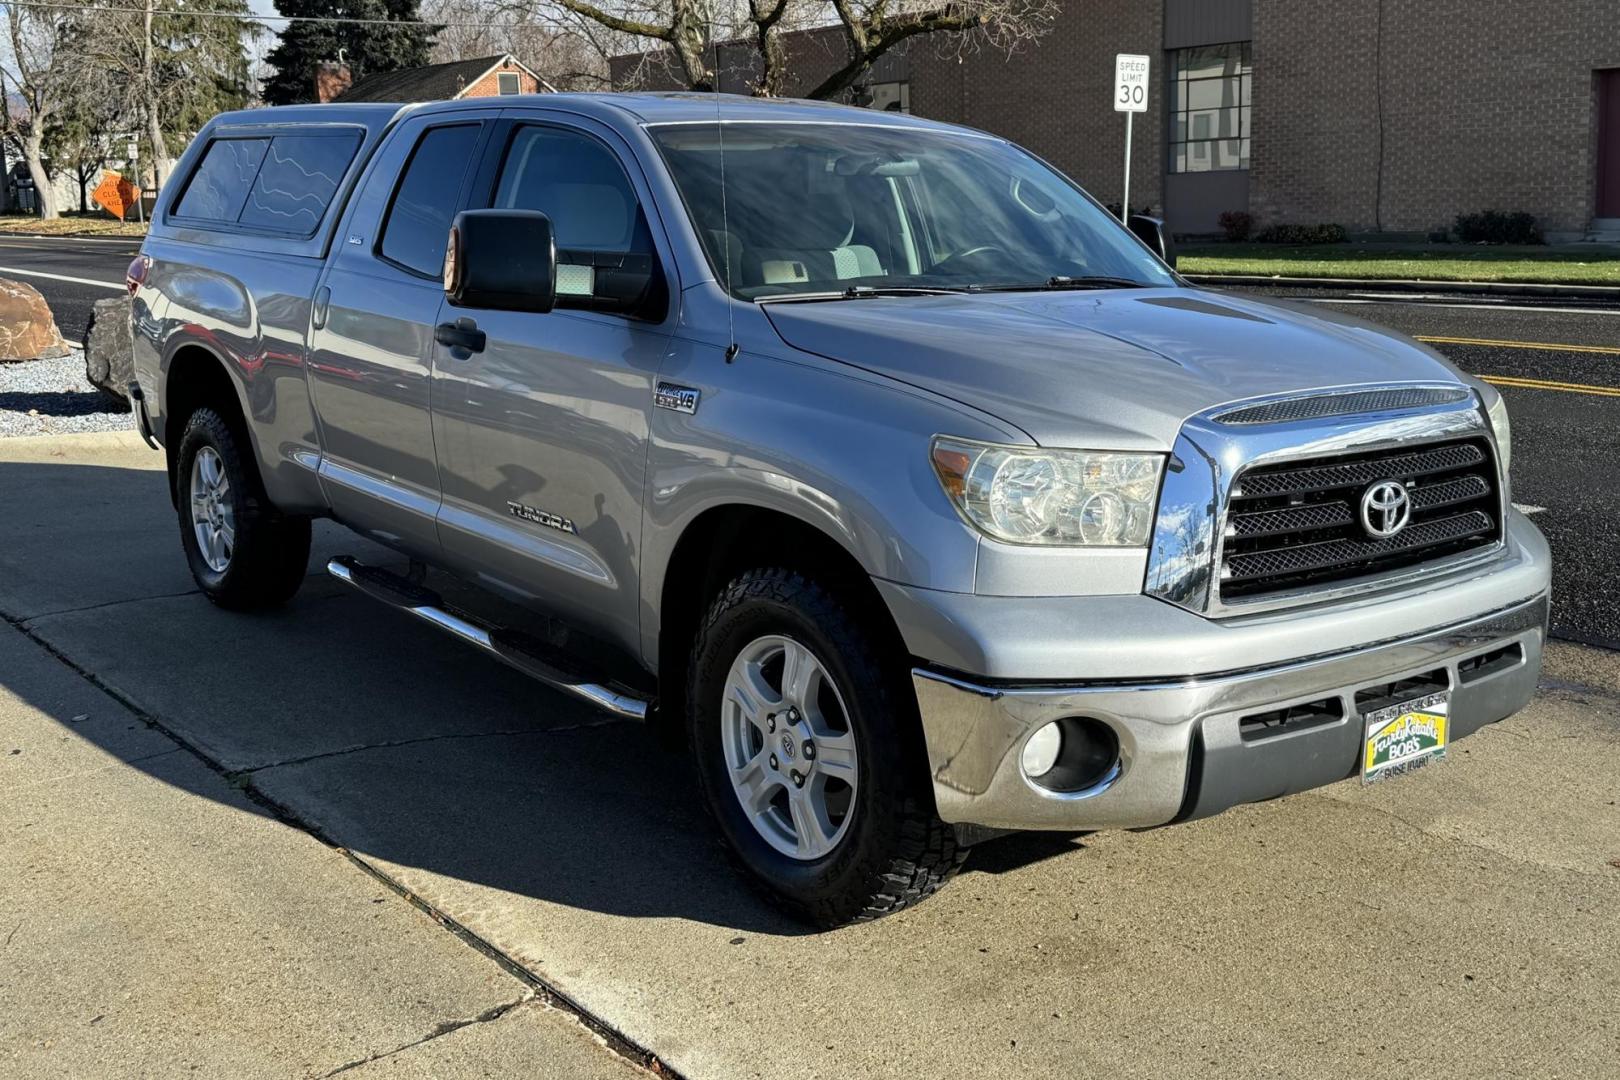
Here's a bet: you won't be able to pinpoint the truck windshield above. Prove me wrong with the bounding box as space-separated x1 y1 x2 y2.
650 121 1177 300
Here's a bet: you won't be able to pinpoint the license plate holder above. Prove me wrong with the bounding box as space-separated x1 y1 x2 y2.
1361 691 1449 785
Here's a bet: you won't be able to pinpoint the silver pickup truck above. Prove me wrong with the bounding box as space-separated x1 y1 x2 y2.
128 93 1549 927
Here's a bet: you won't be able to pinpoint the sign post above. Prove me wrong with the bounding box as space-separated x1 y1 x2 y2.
1114 53 1150 222
127 139 143 224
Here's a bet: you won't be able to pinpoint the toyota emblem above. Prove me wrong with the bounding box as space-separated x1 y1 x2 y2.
1360 480 1411 539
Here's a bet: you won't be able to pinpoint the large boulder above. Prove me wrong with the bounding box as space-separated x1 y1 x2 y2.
0 276 69 361
83 295 134 411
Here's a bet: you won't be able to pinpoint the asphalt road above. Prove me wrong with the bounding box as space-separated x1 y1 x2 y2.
1 235 1616 641
0 234 134 340
2 432 1617 1079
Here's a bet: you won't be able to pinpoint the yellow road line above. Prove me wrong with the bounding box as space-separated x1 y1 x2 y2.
1482 375 1620 398
1417 334 1620 356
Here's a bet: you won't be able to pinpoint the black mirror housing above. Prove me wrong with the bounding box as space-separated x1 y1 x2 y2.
445 209 556 313
1128 213 1178 269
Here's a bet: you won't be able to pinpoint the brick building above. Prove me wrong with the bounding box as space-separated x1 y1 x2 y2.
614 0 1620 239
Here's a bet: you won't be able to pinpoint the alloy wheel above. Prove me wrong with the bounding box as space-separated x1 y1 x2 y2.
720 634 860 861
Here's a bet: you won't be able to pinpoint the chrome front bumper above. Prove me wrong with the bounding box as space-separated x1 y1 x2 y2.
911 592 1548 831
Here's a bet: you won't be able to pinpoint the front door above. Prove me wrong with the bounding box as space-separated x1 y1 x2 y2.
1599 70 1620 219
432 117 677 656
307 109 497 556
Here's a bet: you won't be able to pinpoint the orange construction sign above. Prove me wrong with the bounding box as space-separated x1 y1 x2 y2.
94 170 142 220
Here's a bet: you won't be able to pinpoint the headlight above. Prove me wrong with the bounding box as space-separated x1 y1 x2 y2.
1486 391 1512 475
930 436 1165 546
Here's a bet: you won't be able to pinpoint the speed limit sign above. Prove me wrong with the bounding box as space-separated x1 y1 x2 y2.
1113 53 1149 221
1114 53 1150 113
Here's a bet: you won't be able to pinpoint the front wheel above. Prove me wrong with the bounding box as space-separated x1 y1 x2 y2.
175 407 311 610
687 567 968 927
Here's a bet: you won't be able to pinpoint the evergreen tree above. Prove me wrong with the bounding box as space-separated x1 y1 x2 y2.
262 0 439 105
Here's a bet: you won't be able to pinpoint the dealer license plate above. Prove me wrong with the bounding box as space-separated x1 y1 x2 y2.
1361 692 1449 785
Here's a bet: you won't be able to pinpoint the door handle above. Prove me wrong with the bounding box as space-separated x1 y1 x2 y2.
312 285 330 330
435 318 486 355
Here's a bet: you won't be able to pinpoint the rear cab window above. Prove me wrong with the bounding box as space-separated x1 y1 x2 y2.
170 130 362 238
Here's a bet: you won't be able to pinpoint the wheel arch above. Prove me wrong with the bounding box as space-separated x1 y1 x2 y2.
161 341 251 508
651 502 911 744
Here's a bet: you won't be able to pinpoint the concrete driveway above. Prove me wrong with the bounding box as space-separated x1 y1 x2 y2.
2 433 1617 1078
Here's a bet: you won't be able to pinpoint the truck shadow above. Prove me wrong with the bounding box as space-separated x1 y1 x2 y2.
1 457 1077 937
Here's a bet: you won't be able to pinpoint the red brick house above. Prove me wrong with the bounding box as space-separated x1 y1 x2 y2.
328 54 552 104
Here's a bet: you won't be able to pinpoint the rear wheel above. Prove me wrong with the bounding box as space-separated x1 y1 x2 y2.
175 407 311 610
687 566 968 927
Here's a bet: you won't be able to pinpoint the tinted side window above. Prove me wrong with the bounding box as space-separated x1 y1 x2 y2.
493 127 650 255
238 133 362 234
174 138 269 221
380 124 482 277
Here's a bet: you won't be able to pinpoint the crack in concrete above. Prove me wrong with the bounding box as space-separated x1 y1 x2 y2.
17 587 204 624
0 610 683 1080
227 717 630 778
317 993 534 1077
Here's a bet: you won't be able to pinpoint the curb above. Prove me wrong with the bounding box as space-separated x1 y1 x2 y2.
1182 273 1620 305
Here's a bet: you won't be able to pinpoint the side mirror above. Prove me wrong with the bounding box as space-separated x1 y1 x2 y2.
445 209 556 313
1128 213 1177 269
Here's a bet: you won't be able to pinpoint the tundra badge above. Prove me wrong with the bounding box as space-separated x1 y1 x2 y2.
507 502 577 534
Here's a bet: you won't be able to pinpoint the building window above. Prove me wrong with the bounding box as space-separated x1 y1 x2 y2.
497 71 521 95
1169 42 1250 173
868 81 910 114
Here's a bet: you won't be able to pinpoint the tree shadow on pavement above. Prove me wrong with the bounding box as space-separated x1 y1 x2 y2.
1 456 1078 938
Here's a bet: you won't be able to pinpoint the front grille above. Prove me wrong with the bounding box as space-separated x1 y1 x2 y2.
1220 437 1501 600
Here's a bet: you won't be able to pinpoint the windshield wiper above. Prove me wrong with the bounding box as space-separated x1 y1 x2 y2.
968 275 1150 293
757 285 968 304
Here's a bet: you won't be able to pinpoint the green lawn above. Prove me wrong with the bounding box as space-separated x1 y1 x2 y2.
1178 243 1620 286
0 214 148 238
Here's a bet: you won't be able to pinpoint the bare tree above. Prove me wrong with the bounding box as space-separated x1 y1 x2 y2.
809 0 1056 101
549 0 718 91
555 0 1056 100
427 0 615 88
0 4 82 219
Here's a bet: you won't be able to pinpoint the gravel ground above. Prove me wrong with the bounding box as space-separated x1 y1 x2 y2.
0 348 134 438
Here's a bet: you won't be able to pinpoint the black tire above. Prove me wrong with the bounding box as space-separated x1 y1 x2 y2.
174 407 311 610
687 567 968 927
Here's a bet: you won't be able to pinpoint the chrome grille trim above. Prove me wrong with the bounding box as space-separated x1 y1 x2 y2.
1144 385 1508 618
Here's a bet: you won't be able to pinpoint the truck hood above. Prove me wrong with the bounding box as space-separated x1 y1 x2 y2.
761 287 1463 448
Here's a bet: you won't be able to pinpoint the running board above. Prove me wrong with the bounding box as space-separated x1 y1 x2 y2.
326 556 650 721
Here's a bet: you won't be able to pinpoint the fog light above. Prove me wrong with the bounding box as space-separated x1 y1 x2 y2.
1021 722 1063 778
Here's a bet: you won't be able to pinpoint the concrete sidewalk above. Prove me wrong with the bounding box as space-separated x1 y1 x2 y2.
0 440 648 1077
3 432 1618 1079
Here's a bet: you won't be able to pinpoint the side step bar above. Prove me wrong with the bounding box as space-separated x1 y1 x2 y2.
326 556 651 721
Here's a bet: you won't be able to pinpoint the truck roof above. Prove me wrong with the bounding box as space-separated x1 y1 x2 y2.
206 92 979 138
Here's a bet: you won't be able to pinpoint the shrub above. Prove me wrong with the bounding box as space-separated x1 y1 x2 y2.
1104 202 1156 219
1217 210 1253 241
1254 222 1348 245
1453 210 1543 245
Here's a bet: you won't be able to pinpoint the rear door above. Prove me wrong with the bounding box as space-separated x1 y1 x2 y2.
430 114 678 656
306 108 497 556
